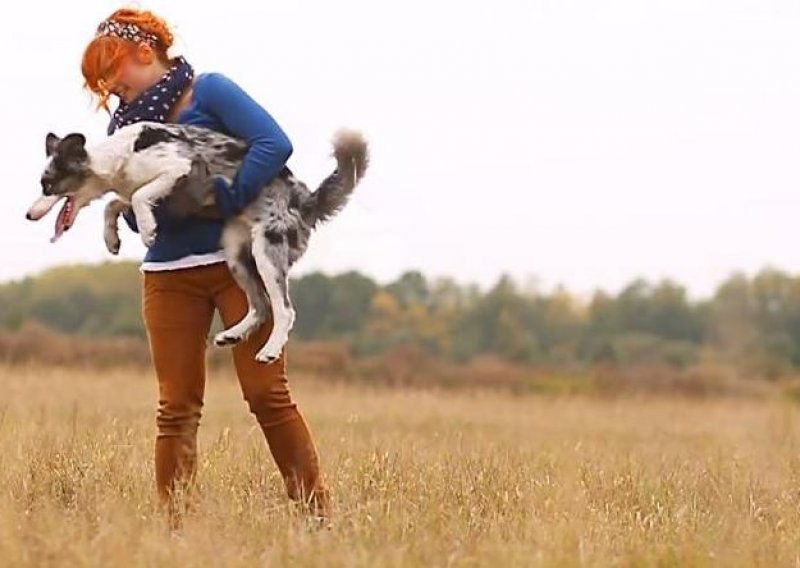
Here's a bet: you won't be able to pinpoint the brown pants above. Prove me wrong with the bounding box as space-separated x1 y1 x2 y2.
142 261 326 516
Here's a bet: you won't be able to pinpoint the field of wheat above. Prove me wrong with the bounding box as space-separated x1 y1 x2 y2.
1 365 799 567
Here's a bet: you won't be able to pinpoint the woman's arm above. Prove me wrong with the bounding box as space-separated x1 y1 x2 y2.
195 73 293 217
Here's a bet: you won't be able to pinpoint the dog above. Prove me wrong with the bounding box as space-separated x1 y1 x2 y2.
26 122 369 363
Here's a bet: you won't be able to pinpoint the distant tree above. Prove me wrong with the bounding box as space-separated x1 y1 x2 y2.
453 275 540 363
386 271 430 307
291 272 334 338
6 260 800 378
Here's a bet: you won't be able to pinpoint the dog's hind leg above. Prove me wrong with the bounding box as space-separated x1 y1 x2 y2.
214 220 269 347
251 228 295 364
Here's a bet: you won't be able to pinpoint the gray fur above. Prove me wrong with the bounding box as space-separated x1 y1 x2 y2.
163 158 218 219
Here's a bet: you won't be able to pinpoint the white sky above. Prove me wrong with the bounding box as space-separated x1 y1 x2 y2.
1 0 799 297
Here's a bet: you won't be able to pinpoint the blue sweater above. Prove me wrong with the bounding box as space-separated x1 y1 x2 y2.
121 72 293 262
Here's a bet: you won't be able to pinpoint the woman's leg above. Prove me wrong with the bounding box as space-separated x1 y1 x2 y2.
210 263 328 516
142 268 215 513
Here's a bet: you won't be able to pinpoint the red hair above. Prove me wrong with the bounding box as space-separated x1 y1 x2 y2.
81 8 174 110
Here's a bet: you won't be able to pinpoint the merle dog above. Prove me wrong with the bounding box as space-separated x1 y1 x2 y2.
26 123 369 363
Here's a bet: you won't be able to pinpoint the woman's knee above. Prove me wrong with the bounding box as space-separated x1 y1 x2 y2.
243 381 298 424
156 401 203 437
230 330 298 424
235 361 298 426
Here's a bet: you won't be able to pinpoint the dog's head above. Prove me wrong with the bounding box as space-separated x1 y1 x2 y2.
40 133 90 196
27 132 94 242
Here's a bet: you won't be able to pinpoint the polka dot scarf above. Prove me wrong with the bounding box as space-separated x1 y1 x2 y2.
107 56 195 135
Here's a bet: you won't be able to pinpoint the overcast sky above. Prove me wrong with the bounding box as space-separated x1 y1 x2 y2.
2 0 799 297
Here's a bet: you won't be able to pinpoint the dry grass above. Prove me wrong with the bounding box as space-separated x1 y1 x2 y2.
1 366 800 567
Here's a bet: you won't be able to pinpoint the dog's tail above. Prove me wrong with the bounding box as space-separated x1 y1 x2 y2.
305 129 369 227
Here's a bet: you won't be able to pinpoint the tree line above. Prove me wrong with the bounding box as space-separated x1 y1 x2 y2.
1 261 798 378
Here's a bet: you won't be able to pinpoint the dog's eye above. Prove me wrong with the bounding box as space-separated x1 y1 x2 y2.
41 174 54 192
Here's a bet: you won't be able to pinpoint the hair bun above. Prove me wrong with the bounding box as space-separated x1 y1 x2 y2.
107 8 174 49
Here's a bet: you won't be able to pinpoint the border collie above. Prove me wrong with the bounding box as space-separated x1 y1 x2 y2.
26 123 369 363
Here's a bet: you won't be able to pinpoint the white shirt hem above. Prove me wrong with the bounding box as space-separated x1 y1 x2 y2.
140 251 227 272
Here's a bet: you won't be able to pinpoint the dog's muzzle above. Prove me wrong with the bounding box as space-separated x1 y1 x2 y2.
26 194 61 221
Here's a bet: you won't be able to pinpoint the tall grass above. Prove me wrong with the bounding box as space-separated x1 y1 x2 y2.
1 366 799 566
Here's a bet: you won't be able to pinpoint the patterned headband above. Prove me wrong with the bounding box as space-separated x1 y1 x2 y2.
95 20 160 47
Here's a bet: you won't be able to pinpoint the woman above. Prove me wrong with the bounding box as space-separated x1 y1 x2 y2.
81 8 327 522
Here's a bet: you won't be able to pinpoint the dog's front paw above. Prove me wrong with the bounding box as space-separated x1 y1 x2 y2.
140 231 157 248
104 231 121 255
137 215 158 248
139 222 157 248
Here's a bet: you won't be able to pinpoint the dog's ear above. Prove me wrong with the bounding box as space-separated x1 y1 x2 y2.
46 133 60 157
61 134 88 157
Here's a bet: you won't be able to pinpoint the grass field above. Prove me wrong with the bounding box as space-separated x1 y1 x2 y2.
1 366 800 567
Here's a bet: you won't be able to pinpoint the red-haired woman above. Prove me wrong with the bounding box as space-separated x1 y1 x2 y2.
82 8 327 524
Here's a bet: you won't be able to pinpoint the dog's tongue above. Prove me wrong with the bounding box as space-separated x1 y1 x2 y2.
51 196 76 243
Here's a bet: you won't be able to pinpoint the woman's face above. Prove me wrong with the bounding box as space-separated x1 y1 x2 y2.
106 55 160 104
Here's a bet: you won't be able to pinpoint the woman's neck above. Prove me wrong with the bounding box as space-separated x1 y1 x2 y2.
167 83 193 123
